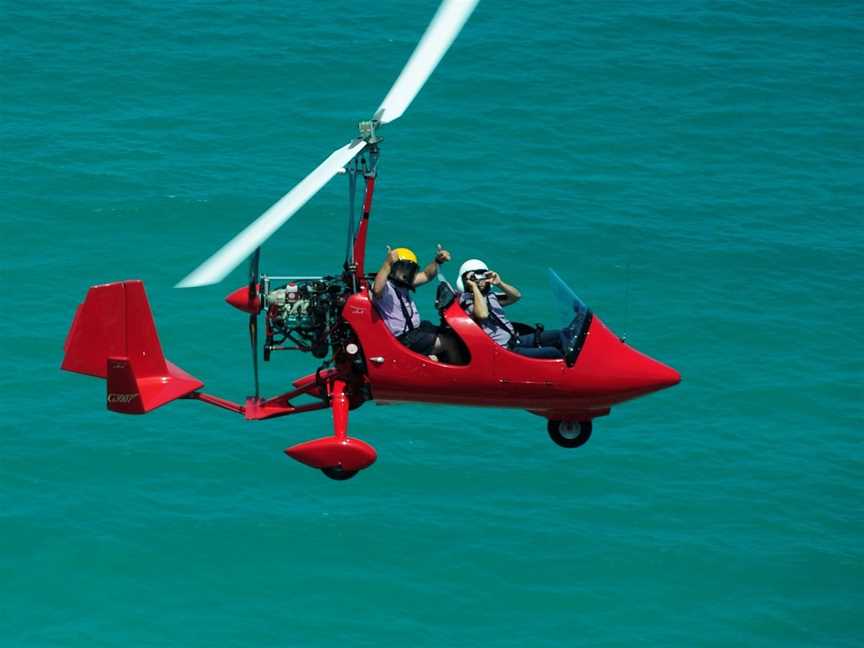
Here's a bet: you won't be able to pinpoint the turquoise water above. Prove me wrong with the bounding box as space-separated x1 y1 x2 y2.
3 1 862 645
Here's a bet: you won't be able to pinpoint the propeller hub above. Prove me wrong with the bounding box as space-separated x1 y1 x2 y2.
225 285 261 314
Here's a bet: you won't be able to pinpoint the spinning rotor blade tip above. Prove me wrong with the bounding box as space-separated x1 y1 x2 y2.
175 276 204 289
375 0 479 125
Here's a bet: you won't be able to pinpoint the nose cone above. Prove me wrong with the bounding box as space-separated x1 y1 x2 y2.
225 285 261 314
577 316 680 400
620 348 681 393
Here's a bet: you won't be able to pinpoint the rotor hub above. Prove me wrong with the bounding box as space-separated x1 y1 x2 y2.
358 120 383 144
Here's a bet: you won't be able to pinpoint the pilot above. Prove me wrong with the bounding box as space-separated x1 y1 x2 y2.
372 245 460 362
458 259 568 359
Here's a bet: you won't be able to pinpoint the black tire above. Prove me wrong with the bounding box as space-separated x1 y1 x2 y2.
322 466 359 481
548 420 592 449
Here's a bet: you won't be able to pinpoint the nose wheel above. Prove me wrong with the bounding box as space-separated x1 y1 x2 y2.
548 419 592 448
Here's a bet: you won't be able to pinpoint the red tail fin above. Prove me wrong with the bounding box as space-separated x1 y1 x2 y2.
62 281 203 414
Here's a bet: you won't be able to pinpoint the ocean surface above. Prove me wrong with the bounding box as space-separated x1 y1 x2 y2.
2 1 862 645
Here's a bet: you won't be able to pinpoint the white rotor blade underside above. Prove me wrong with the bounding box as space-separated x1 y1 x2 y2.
177 138 366 288
374 0 479 125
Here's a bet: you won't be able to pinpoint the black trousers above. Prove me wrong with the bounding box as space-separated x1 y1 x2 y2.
397 320 441 355
511 330 565 359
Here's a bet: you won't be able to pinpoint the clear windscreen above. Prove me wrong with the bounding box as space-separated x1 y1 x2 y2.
548 268 591 335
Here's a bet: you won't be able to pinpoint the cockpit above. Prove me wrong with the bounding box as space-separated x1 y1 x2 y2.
433 268 593 366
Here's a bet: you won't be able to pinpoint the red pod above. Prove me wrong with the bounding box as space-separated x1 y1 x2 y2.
285 437 377 472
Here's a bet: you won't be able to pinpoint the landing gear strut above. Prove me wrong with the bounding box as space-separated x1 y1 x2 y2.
284 378 377 479
548 419 592 448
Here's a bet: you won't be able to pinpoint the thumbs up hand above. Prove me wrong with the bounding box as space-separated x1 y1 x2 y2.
435 244 451 264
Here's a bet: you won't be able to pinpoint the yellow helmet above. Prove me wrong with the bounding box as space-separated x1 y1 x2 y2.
392 247 418 264
389 247 419 288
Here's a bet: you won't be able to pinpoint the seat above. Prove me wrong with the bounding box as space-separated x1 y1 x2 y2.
435 281 457 313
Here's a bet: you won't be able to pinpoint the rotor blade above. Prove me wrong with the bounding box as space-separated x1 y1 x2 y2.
177 139 367 288
374 0 479 125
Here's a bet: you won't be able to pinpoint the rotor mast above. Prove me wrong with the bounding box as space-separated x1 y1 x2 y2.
344 121 382 288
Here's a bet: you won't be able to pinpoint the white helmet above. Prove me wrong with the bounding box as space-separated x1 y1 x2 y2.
456 258 489 292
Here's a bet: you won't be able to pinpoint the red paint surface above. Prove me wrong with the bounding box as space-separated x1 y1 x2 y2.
352 174 376 284
63 281 203 413
342 289 679 418
225 285 261 314
284 436 377 472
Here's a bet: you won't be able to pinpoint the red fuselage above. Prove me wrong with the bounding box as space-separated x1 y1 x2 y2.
342 289 679 421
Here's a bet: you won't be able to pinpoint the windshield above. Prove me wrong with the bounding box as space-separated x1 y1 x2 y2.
548 268 590 331
548 268 593 362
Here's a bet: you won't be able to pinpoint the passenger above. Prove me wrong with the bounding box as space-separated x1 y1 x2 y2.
372 245 460 362
457 259 568 360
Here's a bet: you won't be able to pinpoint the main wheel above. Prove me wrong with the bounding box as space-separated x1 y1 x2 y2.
548 420 592 449
322 466 358 481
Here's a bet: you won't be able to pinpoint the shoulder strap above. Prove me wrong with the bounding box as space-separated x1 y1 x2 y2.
394 287 416 333
485 294 516 342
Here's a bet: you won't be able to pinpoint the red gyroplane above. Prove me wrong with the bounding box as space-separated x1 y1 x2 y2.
62 0 679 480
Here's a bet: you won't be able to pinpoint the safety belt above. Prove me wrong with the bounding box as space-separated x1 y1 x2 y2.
476 293 517 348
487 310 517 347
394 287 416 334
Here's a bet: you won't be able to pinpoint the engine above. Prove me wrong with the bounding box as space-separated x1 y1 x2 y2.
263 277 349 360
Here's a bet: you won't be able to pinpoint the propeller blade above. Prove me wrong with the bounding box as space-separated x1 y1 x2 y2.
374 0 479 125
250 311 259 400
249 248 260 400
248 247 260 301
177 138 367 288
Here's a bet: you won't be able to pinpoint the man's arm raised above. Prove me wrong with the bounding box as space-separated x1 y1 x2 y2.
414 244 451 286
373 246 399 299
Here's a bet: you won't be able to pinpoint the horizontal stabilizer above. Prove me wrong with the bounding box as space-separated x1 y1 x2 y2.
62 280 203 413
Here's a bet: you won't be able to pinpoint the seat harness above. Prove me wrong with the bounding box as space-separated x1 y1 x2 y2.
486 301 518 349
394 286 416 334
465 291 517 348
